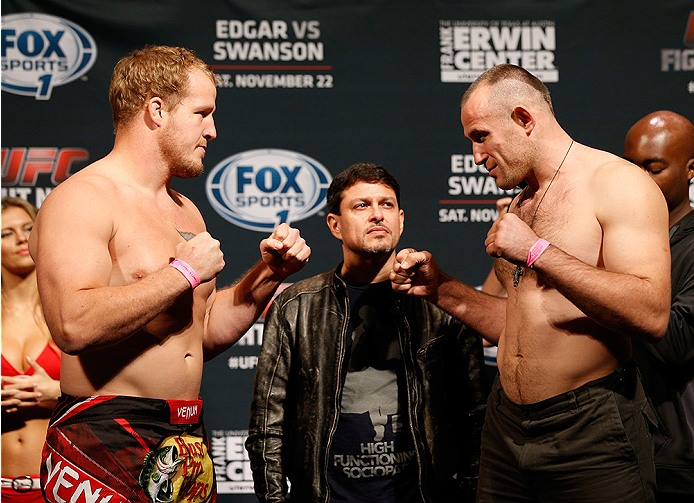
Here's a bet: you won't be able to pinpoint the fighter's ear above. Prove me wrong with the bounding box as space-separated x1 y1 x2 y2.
511 106 534 136
146 97 165 127
686 157 694 182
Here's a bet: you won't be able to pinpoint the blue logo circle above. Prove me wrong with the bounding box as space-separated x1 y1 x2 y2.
206 148 332 232
1 13 97 100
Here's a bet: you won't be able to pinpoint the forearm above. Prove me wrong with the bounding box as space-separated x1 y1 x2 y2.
532 245 670 342
204 261 284 358
42 266 191 354
431 273 506 345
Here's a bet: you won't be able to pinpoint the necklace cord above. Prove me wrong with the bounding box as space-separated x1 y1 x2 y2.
512 139 574 287
520 139 574 228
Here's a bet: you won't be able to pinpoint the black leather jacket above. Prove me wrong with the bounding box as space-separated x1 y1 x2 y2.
246 267 488 502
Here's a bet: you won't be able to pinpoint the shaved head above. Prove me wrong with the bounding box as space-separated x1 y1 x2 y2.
461 64 554 116
624 110 694 222
625 111 694 159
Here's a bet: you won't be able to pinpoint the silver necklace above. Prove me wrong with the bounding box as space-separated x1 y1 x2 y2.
512 140 574 287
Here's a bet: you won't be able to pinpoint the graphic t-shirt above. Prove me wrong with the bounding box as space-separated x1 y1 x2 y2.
327 280 422 503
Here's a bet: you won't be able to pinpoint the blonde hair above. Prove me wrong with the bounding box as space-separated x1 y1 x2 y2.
1 196 38 219
1 197 43 324
109 45 215 129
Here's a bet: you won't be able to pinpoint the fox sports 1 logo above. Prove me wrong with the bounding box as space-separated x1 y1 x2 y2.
1 12 97 100
206 148 332 232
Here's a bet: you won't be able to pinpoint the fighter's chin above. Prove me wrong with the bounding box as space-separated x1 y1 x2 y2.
172 163 205 179
495 180 515 191
493 176 518 191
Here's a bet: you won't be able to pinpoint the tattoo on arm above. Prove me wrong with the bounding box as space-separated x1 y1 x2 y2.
178 230 196 241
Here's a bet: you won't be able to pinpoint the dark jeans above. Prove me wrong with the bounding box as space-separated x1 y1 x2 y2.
477 362 656 502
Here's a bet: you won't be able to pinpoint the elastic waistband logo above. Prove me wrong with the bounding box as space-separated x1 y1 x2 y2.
168 399 203 424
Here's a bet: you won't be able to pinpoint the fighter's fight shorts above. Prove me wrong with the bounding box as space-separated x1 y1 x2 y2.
40 395 216 503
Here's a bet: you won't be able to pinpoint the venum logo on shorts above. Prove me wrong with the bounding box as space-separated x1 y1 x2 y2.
1 12 97 100
206 148 332 232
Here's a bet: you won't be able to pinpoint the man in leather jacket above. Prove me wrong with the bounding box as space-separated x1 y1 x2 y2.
246 163 488 503
624 111 694 501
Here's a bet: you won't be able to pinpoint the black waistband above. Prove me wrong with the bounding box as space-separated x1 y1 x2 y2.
53 394 204 425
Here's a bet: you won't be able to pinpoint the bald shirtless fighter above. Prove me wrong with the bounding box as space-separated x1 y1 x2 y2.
29 46 311 503
391 64 670 502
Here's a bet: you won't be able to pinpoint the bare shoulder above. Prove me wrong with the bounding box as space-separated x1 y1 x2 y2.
40 159 120 214
581 147 662 203
32 159 122 251
595 158 648 184
579 147 668 226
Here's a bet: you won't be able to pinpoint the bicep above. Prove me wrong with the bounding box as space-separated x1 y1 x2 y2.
33 186 115 310
597 166 670 283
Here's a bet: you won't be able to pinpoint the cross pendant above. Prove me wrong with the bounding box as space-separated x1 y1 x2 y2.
512 265 523 287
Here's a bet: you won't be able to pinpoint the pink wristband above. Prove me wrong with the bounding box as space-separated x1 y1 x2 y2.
169 259 201 289
527 238 550 269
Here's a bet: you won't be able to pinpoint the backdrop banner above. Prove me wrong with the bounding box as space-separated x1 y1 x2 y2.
2 0 693 500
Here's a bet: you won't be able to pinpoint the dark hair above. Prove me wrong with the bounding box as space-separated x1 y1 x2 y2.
327 163 400 215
